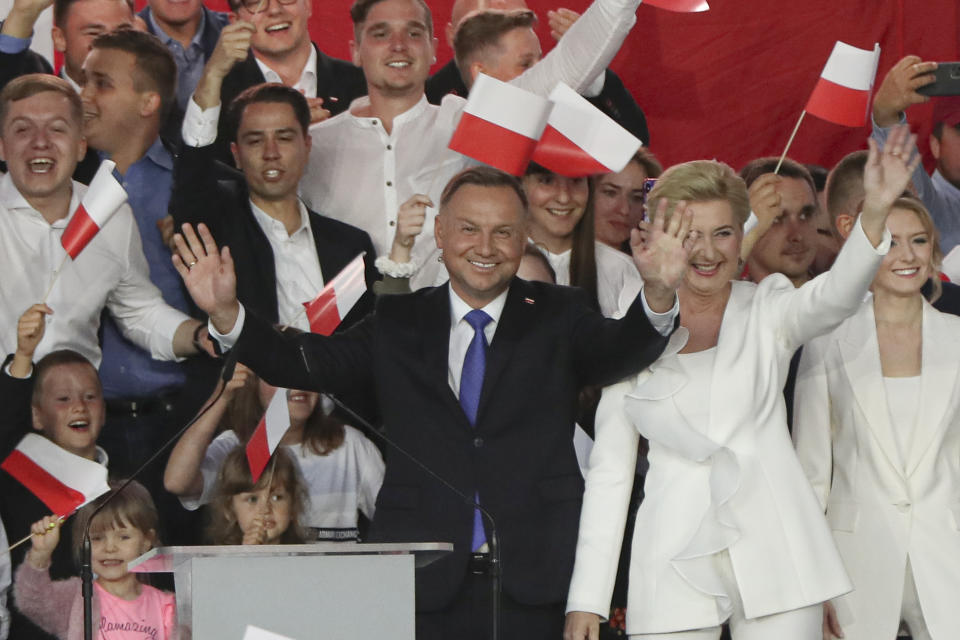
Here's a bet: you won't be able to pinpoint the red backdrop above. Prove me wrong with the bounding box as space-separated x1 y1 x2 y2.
185 0 960 172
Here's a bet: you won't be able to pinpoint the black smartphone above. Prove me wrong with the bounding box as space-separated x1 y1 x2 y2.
918 62 960 97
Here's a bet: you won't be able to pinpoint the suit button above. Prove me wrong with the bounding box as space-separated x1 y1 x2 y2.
473 437 483 448
895 501 911 512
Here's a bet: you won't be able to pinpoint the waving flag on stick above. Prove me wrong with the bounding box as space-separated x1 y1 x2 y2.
774 41 881 173
448 73 552 175
532 82 642 178
246 388 292 483
302 253 367 335
645 0 709 11
60 160 128 259
1 434 110 517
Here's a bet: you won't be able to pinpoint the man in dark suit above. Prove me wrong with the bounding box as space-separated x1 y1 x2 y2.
172 166 691 639
186 0 366 165
171 82 378 329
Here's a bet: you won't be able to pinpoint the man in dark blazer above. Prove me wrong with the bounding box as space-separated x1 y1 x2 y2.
171 82 378 328
172 166 691 639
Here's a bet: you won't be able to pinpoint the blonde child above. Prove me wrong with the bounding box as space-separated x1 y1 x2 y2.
13 481 175 640
206 447 308 545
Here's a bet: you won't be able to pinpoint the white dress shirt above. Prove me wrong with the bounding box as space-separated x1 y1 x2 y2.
254 45 318 98
179 0 640 290
0 174 188 366
248 199 324 329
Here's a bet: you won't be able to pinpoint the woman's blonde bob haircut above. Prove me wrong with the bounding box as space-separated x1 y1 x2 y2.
645 160 751 228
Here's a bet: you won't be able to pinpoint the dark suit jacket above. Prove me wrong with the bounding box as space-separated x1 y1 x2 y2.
169 140 378 328
211 43 367 165
425 60 650 145
228 279 672 610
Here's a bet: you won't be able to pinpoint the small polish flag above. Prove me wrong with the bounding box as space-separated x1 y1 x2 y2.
532 83 642 178
303 253 367 336
60 160 128 259
246 388 292 483
1 434 110 517
449 73 552 176
644 0 709 11
806 41 881 127
243 626 295 640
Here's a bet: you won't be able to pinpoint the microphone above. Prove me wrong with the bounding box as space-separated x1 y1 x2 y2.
81 354 237 640
299 345 502 640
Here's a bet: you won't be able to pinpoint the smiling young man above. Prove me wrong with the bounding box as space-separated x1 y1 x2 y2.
294 0 646 290
170 163 689 639
171 82 378 332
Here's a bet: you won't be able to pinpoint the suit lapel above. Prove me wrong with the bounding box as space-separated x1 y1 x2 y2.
418 284 468 427
906 302 960 475
476 280 535 428
839 303 905 473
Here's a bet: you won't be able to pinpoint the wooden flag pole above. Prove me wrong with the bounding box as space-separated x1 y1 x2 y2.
41 254 71 305
775 110 807 175
6 516 66 553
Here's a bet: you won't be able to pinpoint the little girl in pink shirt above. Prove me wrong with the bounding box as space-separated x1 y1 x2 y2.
14 480 176 640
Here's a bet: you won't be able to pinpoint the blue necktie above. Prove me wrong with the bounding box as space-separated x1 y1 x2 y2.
460 309 491 551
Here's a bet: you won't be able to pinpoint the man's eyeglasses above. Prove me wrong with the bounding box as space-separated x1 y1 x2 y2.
237 0 296 14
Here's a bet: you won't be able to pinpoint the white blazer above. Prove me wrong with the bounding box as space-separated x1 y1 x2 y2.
566 219 889 635
793 299 960 640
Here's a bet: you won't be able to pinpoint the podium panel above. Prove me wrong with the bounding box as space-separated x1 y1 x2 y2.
130 543 452 640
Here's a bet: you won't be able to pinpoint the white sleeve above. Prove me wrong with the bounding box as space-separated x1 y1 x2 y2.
209 304 246 352
510 0 640 96
641 286 678 336
771 215 889 350
179 430 240 510
353 429 385 520
792 335 834 510
181 98 222 148
565 379 639 618
105 206 191 361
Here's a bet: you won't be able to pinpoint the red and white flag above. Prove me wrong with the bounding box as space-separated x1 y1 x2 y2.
246 388 292 483
645 0 709 11
1 434 110 517
302 253 367 336
806 41 881 127
60 160 128 259
448 73 552 176
532 83 642 178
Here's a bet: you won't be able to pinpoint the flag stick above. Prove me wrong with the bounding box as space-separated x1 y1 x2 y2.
279 307 307 333
6 516 66 553
41 254 71 304
258 454 279 544
775 110 807 175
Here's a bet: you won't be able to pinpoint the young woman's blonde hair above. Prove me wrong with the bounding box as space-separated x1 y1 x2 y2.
646 160 751 228
205 447 308 545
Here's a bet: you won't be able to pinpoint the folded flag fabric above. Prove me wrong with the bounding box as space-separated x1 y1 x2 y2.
1 433 110 517
243 626 295 640
532 82 642 178
60 159 128 259
806 41 881 127
246 388 292 483
302 253 367 336
448 73 552 175
645 0 709 11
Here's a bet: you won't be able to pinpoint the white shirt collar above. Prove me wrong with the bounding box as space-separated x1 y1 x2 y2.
0 173 80 228
253 45 317 95
248 198 311 238
347 94 430 128
448 284 509 329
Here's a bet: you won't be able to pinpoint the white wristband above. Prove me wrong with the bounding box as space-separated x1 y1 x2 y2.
375 256 417 278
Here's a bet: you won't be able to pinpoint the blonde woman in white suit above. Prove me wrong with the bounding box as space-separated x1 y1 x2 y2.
792 196 960 640
563 125 920 640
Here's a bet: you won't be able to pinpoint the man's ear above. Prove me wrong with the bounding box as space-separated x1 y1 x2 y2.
230 141 241 168
468 61 484 88
835 213 855 240
140 92 161 118
52 26 67 53
930 132 941 161
0 138 6 163
349 39 361 67
31 405 44 433
434 213 444 250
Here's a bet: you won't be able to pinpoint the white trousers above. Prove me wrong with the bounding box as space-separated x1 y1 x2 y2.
630 551 821 640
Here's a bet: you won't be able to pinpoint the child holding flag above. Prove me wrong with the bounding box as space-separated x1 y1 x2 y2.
13 481 176 640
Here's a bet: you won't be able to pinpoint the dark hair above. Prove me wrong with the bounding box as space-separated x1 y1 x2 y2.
804 163 828 194
825 150 868 226
226 83 311 143
440 166 528 211
31 349 100 407
350 0 433 39
523 163 600 310
0 74 83 130
631 147 663 179
453 10 536 85
53 0 133 28
205 447 308 545
91 28 177 121
71 480 159 568
739 156 818 199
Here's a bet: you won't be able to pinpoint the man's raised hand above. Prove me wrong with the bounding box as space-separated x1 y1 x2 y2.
172 223 241 334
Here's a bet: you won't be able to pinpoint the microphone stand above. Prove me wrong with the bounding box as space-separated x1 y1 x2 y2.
301 346 501 640
82 353 237 640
